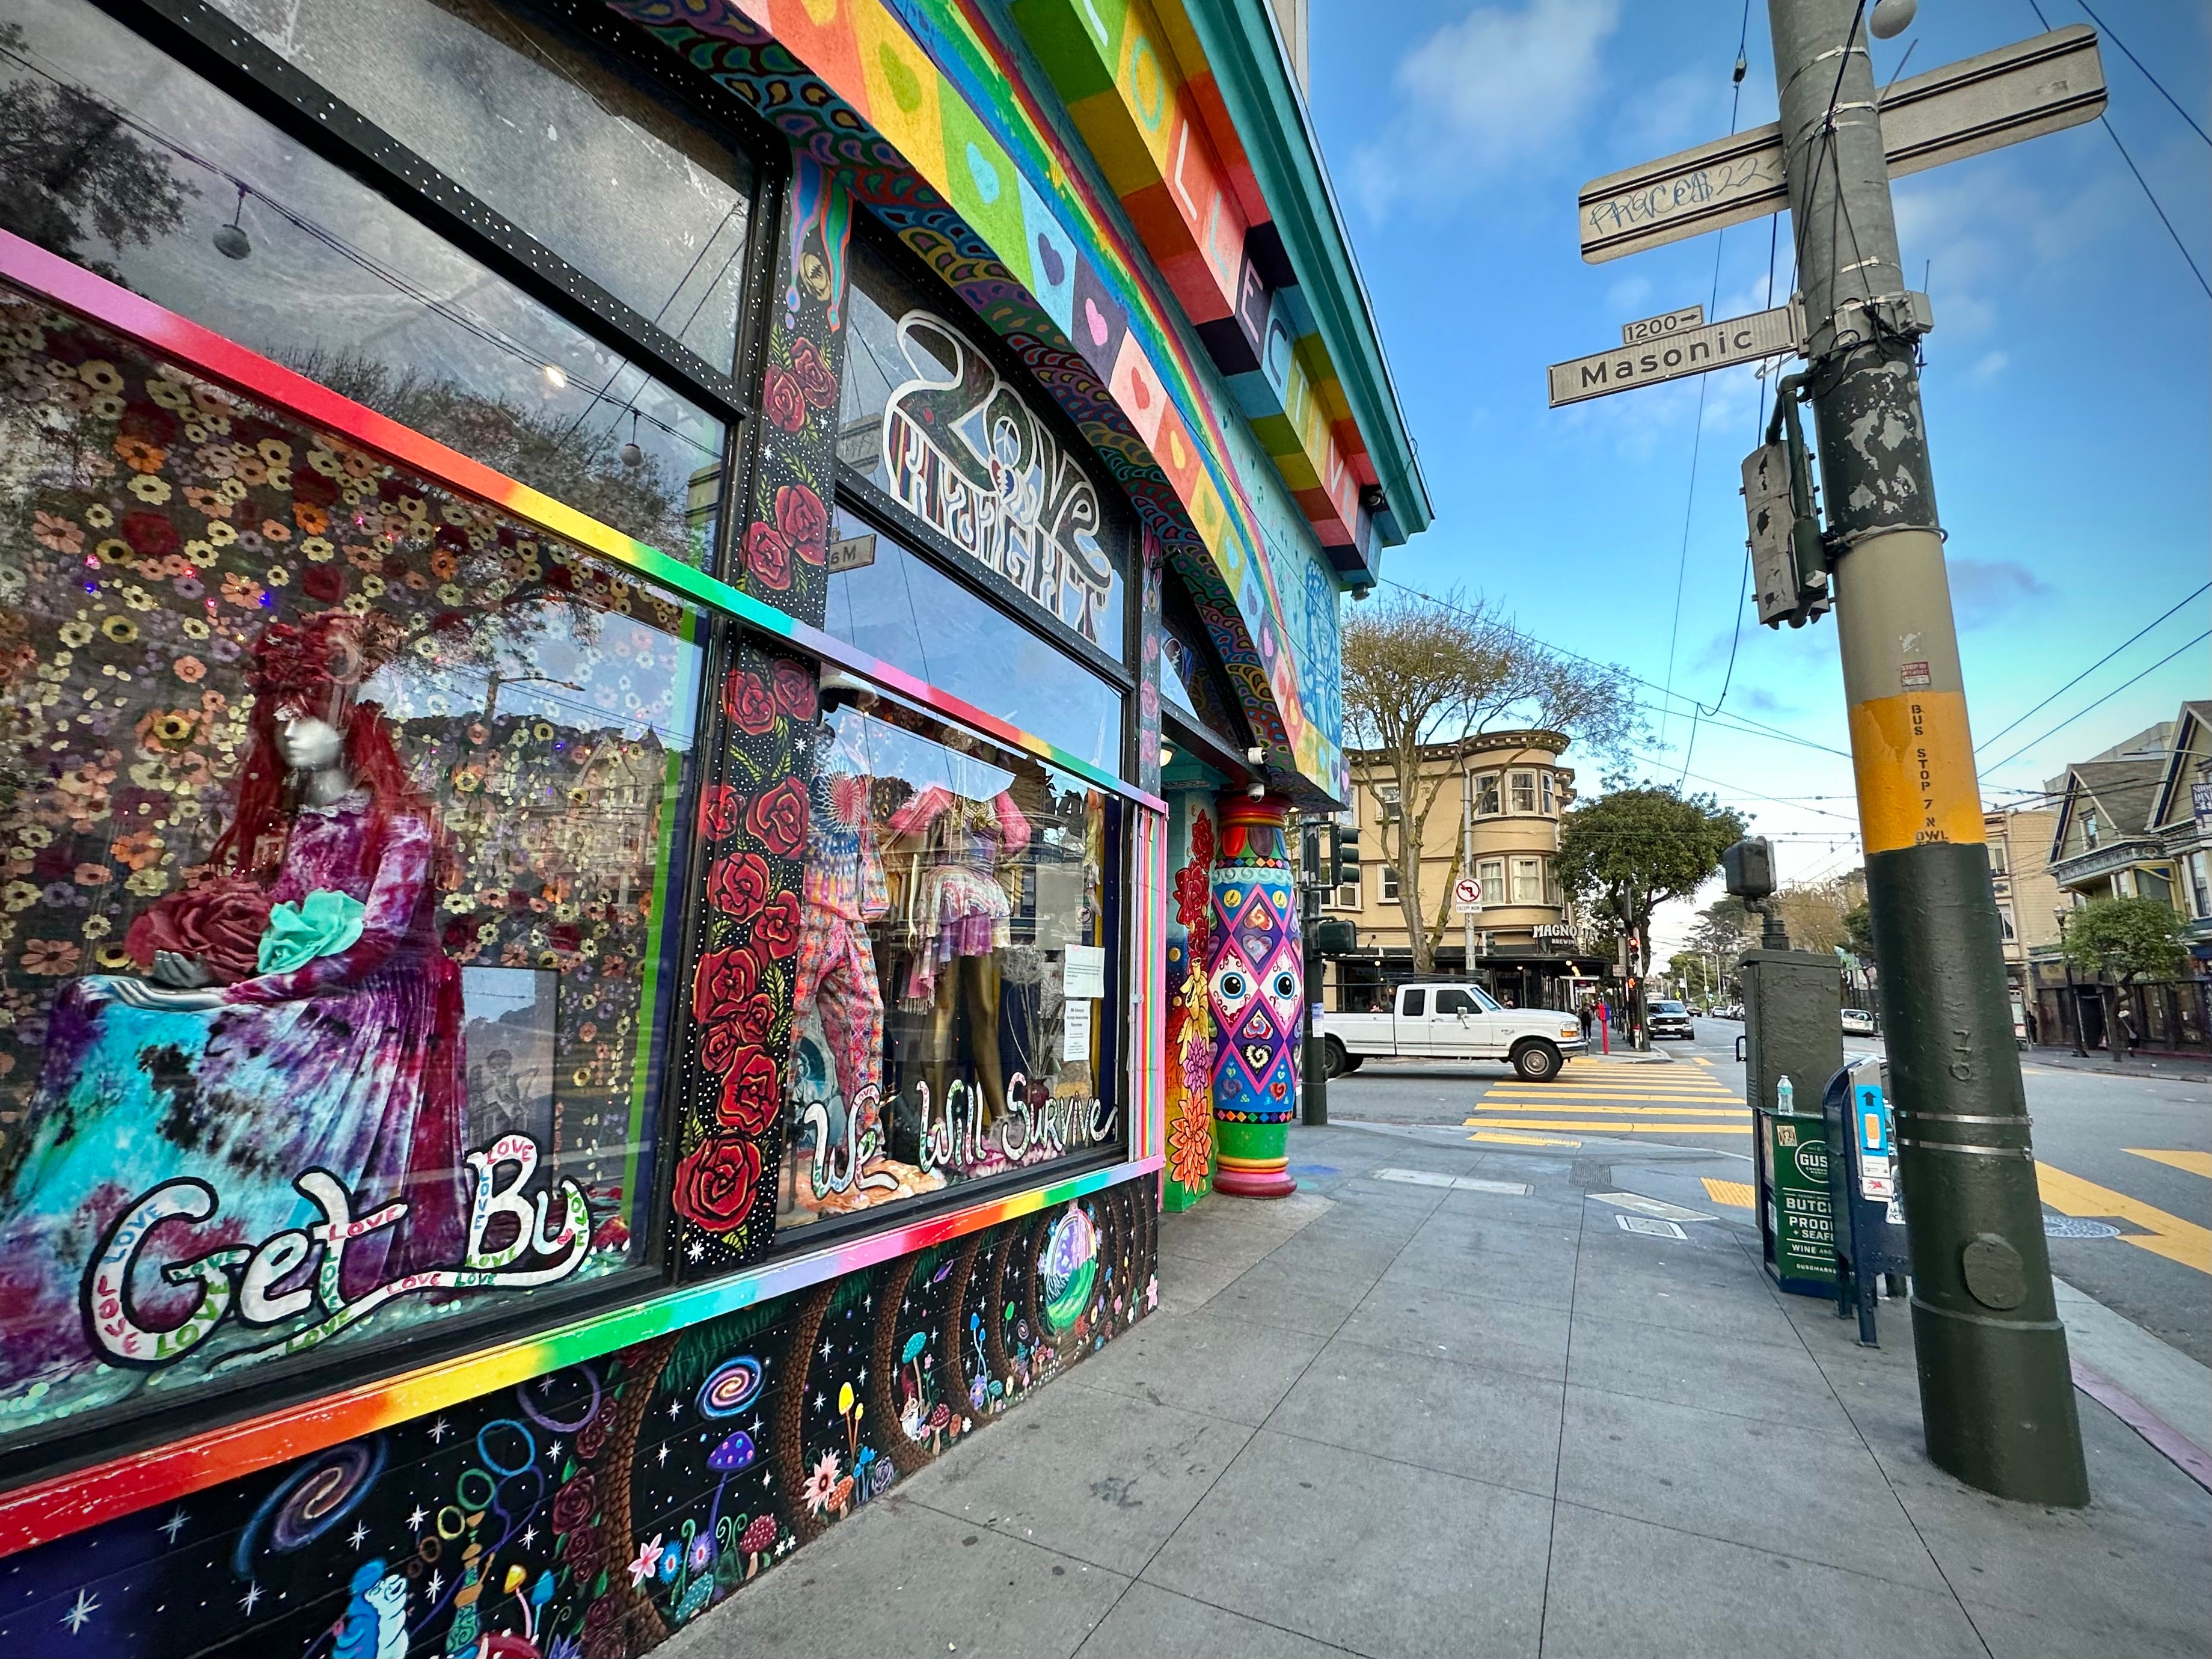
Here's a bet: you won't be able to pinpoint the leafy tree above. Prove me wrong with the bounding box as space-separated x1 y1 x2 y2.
1843 901 1876 964
1555 787 1745 1048
1341 587 1638 972
2062 897 2186 1057
0 27 193 283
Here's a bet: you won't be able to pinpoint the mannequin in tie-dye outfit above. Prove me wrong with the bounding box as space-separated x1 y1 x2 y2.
888 773 1031 1125
795 715 892 1150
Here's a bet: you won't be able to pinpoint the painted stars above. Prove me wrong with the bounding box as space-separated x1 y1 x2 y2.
519 1524 538 1550
238 1583 263 1616
548 1440 564 1461
818 1339 833 1361
406 1504 430 1531
426 1569 445 1602
657 1444 670 1466
687 1240 705 1262
60 1590 100 1635
427 1416 452 1444
666 1398 684 1421
157 1507 189 1544
346 1522 370 1551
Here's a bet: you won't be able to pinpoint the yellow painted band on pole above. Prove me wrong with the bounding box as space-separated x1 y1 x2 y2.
1848 688 1986 853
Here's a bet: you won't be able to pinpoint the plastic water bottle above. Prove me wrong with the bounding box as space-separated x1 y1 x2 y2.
1777 1075 1795 1115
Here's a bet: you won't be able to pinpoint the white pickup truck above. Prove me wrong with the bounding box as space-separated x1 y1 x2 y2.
1317 981 1586 1082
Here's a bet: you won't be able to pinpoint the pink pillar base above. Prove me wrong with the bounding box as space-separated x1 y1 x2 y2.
1213 1164 1297 1198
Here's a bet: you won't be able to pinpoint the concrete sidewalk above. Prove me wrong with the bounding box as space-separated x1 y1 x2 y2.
663 1121 2211 1658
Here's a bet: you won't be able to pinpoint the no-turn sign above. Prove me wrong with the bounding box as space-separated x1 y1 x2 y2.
1453 877 1483 913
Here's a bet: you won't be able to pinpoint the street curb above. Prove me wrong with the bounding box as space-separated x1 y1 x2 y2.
2073 1360 2212 1494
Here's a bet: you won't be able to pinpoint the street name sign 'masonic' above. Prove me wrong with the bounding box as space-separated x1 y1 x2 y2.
1576 25 2106 263
1548 305 1797 408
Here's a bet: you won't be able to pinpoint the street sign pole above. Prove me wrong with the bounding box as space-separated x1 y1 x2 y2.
1768 0 2086 1506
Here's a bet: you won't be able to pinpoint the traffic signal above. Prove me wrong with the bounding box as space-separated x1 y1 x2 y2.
1742 376 1832 630
1333 822 1359 889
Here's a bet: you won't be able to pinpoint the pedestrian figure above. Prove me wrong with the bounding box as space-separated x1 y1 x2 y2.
2023 1005 2038 1046
2116 1001 2138 1058
1578 1004 1594 1041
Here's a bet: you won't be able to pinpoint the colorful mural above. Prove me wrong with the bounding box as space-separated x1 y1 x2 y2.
1162 796 1216 1210
0 1185 1157 1657
604 0 1348 799
1206 795 1299 1197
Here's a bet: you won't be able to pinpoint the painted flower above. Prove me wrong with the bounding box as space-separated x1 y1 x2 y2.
671 1132 761 1231
762 365 807 433
549 1471 596 1535
697 784 742 843
706 850 772 924
123 512 180 557
1166 1099 1213 1192
743 521 792 592
626 1534 664 1589
788 337 835 409
19 939 80 977
768 658 817 722
714 1048 781 1136
751 891 801 959
745 779 809 859
800 1452 841 1516
774 483 827 565
31 512 81 554
691 946 760 1024
724 668 777 735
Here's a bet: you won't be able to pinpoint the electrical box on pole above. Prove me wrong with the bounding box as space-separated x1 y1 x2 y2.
1743 376 1831 629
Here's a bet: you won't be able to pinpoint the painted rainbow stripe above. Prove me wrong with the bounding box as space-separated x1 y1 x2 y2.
0 230 1165 818
1130 808 1169 1165
0 1152 1162 1558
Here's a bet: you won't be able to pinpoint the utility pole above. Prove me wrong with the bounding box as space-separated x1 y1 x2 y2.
1768 0 2086 1504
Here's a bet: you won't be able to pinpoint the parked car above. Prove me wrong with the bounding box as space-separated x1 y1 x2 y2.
1317 982 1587 1081
1841 1008 1878 1035
1648 999 1696 1040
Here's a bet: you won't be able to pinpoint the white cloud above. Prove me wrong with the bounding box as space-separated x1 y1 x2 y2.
1350 0 1620 218
1972 349 2009 380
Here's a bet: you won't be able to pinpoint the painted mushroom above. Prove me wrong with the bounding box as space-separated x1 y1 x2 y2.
738 1512 777 1579
702 1430 757 1548
925 1401 951 1452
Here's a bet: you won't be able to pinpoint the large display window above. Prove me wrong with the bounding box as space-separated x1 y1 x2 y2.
0 283 707 1447
0 0 731 566
776 678 1121 1231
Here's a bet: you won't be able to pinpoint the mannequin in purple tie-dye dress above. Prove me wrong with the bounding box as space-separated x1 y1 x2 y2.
0 612 466 1420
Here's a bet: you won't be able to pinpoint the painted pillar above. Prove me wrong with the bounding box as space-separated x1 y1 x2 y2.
1207 796 1301 1198
1162 789 1218 1210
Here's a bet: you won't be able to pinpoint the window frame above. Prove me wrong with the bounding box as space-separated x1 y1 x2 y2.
1473 771 1501 817
1378 864 1401 903
1477 857 1505 906
1510 770 1537 814
1512 857 1543 904
103 0 782 430
0 197 1162 1492
832 218 1139 675
1540 771 1555 815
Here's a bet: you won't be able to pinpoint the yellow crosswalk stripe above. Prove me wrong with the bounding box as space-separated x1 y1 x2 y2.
1702 1177 1756 1207
1466 1118 1751 1135
1484 1091 1742 1103
1470 1130 1582 1147
2035 1161 2211 1276
2125 1148 2212 1179
1468 1103 1747 1119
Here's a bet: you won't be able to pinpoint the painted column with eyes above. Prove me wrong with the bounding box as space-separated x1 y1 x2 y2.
1205 797 1302 1198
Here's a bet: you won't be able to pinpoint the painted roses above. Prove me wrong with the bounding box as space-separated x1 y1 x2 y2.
706 850 772 923
745 778 809 859
740 486 828 592
724 667 777 735
691 945 760 1025
672 1132 762 1231
714 1047 781 1135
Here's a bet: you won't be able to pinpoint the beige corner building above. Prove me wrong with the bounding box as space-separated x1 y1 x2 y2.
1324 731 1605 1011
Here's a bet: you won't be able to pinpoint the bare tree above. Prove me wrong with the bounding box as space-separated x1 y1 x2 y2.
1341 588 1638 973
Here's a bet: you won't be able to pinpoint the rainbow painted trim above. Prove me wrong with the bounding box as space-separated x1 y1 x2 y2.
0 1153 1162 1558
0 230 1165 818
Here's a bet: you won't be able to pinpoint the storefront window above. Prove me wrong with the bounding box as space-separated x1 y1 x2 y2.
837 244 1127 655
825 506 1121 773
0 286 705 1446
776 681 1119 1231
0 0 725 566
201 0 757 376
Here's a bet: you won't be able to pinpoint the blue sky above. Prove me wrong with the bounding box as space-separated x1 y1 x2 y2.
1307 0 2209 946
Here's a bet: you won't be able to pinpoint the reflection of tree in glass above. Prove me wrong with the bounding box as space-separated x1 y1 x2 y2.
0 24 192 283
286 348 693 561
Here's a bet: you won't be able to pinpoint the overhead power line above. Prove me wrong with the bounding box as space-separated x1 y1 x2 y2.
2070 0 2211 146
1980 630 2211 777
1973 580 2210 753
1376 579 1855 761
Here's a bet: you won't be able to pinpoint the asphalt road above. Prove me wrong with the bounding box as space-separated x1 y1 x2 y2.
1323 1016 2211 1366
